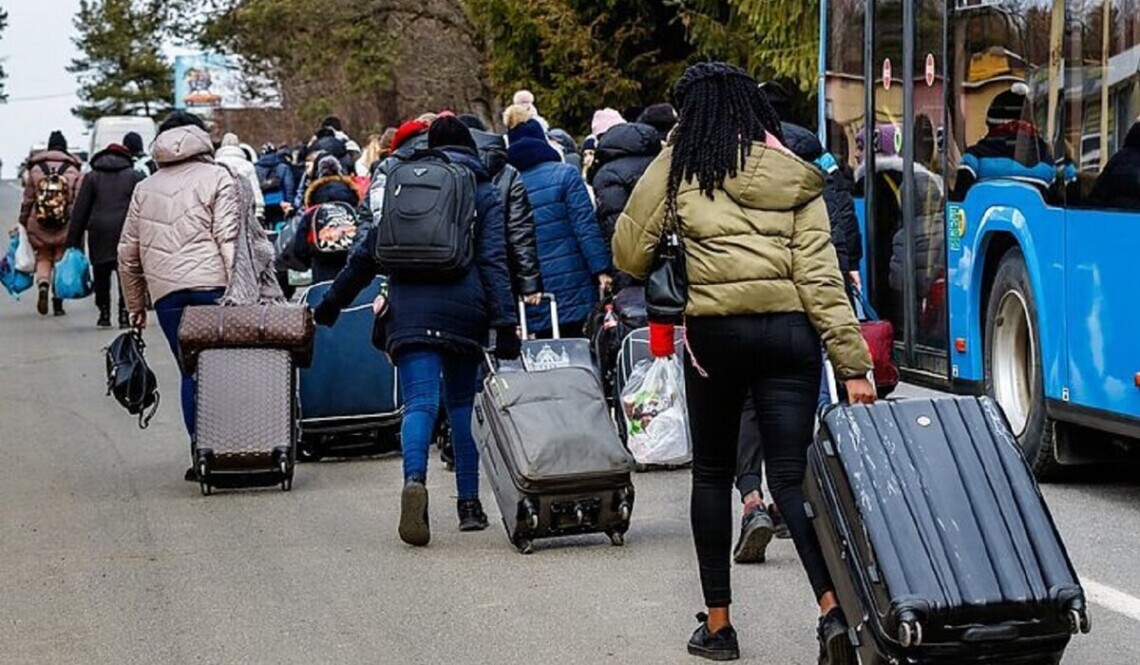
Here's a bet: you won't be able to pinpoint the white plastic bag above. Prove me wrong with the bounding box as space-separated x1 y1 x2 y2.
14 226 35 274
620 355 692 465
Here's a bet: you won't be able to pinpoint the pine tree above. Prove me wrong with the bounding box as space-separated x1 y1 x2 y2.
68 0 174 124
0 9 8 103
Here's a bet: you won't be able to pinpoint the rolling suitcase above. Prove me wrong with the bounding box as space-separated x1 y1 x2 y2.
474 335 635 554
298 278 402 460
193 348 297 495
805 392 1091 664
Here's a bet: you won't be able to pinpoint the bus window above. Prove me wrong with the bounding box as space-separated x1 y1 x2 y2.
948 1 1060 202
1066 0 1140 210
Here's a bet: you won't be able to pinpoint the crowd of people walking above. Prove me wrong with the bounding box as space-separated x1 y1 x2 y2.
13 63 882 664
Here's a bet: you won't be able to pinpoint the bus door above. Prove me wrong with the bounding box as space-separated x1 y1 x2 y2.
859 0 950 379
1061 0 1140 422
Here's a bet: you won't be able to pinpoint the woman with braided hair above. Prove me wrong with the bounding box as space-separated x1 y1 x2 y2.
613 63 875 663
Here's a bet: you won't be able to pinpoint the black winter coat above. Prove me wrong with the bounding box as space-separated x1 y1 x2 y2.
67 148 145 265
780 122 862 275
1090 122 1140 210
472 129 543 296
590 122 660 242
318 147 517 359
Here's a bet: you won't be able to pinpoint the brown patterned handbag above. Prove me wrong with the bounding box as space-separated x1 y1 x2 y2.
178 304 315 373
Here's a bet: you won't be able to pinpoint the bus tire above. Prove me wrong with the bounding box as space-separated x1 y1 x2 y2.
983 248 1062 480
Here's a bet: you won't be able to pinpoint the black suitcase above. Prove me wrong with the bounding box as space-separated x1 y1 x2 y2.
805 396 1091 664
474 352 635 554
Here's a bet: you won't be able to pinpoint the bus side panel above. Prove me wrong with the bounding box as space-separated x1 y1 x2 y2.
1064 208 1140 418
947 183 1067 404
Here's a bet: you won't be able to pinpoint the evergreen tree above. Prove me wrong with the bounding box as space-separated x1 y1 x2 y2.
68 0 174 123
0 9 8 103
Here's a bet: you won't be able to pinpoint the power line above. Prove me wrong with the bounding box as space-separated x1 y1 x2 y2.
2 92 77 103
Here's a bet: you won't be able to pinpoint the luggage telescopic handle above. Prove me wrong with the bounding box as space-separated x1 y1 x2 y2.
517 294 560 340
822 357 875 409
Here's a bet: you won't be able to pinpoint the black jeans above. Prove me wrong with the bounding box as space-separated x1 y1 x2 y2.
92 261 125 316
685 313 832 607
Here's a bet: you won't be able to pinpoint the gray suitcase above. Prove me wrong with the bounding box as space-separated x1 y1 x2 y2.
193 348 297 495
473 360 635 554
517 294 600 380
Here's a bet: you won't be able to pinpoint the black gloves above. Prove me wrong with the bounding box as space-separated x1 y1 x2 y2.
494 326 521 361
312 298 341 327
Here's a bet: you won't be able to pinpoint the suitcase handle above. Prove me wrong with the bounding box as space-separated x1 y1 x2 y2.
518 294 560 340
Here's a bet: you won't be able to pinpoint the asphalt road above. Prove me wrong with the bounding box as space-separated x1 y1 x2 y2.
1 179 1137 664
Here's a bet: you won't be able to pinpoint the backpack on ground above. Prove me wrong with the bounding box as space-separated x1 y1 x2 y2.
373 150 477 279
105 331 160 429
34 163 74 228
307 201 359 254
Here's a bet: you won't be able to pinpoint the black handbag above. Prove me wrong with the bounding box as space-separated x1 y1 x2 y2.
645 223 688 325
105 331 160 429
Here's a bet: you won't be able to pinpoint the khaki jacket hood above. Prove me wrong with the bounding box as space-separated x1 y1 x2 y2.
719 144 825 212
153 126 214 166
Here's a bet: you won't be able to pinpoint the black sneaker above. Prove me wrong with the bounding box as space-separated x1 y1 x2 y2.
399 479 431 547
770 504 792 540
687 612 740 661
457 499 489 532
118 309 130 330
97 309 112 329
36 284 49 316
817 608 857 665
733 505 775 564
52 298 66 316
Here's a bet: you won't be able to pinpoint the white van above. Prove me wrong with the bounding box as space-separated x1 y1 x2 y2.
90 116 158 156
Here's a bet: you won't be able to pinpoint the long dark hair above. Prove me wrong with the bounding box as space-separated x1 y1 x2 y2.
666 63 784 220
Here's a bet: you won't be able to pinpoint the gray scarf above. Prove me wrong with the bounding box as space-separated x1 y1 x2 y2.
218 165 285 306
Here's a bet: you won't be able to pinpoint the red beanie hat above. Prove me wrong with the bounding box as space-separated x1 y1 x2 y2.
391 120 429 152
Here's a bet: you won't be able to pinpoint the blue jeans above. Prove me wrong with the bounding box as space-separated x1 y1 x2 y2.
154 289 225 438
395 349 481 500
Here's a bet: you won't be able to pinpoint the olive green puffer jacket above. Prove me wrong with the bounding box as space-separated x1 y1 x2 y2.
612 142 873 380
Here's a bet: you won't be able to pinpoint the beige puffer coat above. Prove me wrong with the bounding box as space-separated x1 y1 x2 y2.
118 126 240 313
613 141 873 380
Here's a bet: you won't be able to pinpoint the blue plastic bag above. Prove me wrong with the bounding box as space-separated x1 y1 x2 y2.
0 232 34 299
53 248 93 300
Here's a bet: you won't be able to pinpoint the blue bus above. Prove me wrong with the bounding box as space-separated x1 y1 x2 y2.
820 0 1140 478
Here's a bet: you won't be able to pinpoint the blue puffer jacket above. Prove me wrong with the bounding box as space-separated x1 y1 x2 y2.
317 147 517 359
511 140 611 333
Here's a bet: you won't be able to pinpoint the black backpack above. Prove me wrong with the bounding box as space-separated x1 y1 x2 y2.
105 331 160 429
373 150 477 279
258 167 283 193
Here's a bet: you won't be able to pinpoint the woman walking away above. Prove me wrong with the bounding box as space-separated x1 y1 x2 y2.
612 62 875 664
313 116 517 547
19 131 83 317
118 111 240 478
508 112 612 337
67 142 146 329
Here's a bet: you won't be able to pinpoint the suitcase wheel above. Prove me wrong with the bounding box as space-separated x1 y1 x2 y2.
198 460 212 497
279 457 293 492
607 531 625 547
618 502 631 523
1070 608 1091 635
898 616 923 648
515 538 534 555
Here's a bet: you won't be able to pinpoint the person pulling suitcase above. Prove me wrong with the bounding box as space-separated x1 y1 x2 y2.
313 116 517 546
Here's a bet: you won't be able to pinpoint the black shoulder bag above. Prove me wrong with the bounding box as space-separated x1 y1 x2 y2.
645 212 688 325
105 331 160 429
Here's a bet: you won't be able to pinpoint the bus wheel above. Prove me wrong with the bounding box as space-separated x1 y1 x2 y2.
984 248 1061 480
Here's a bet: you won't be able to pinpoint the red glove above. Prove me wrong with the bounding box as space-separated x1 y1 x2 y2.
649 321 676 358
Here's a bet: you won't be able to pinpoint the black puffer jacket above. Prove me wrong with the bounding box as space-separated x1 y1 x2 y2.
590 122 660 242
472 129 542 296
67 147 145 265
1090 122 1140 210
780 122 862 274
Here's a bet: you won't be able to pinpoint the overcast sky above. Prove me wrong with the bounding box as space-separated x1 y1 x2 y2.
0 0 88 179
